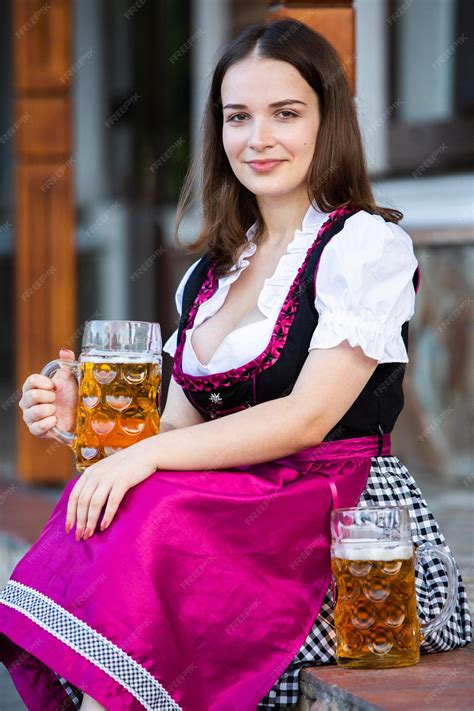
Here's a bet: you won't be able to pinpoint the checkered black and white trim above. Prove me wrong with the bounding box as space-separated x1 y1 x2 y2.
256 455 473 708
56 674 84 709
0 580 182 711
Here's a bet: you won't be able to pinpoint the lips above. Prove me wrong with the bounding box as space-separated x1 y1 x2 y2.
246 160 284 173
246 160 284 165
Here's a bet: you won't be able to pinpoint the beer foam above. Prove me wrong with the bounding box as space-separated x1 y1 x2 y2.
332 541 413 561
81 354 160 364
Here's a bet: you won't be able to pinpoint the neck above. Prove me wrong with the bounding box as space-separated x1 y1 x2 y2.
256 192 316 250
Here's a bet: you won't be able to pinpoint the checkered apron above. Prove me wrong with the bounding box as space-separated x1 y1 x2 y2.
257 454 473 708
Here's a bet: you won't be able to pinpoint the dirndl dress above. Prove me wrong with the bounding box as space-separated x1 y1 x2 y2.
0 207 471 710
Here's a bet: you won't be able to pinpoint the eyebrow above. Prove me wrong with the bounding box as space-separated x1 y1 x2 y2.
222 99 307 110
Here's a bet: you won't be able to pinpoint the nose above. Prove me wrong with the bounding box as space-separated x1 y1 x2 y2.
248 119 275 151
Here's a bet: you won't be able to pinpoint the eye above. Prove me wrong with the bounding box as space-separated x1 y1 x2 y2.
277 110 298 119
226 113 248 122
225 110 299 123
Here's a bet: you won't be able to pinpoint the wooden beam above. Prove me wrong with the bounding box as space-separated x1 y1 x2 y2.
265 0 355 95
13 0 76 484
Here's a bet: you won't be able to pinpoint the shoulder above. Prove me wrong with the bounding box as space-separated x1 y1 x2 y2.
310 211 419 363
319 209 418 281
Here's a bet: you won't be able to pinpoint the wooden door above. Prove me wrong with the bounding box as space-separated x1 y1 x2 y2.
13 0 76 483
265 0 355 94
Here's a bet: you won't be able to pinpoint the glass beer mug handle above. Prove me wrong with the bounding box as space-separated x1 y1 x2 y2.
415 541 459 637
40 359 80 448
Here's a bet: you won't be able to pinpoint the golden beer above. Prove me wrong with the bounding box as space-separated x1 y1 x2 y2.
330 506 458 670
72 359 161 471
331 543 421 669
41 320 162 471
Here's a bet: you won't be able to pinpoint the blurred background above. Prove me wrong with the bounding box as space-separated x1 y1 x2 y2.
1 0 473 484
0 0 473 705
0 0 473 615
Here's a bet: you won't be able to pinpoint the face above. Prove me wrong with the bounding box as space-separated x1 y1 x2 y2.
221 55 320 199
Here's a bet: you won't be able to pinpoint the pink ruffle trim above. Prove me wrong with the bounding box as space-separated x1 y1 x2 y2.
172 206 359 392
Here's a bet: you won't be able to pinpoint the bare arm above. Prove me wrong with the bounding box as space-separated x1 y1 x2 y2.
148 340 378 471
159 376 206 432
65 343 378 537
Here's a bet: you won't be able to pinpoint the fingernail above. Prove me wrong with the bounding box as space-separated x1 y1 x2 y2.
100 520 109 531
75 529 83 541
65 522 71 535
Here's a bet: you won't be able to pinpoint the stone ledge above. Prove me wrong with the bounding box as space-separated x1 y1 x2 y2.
299 642 474 711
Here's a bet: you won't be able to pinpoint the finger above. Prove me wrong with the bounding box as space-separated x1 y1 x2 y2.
20 388 56 409
28 415 57 438
23 403 56 425
98 485 129 533
23 374 55 394
75 478 102 540
83 484 114 538
53 363 75 380
65 475 88 535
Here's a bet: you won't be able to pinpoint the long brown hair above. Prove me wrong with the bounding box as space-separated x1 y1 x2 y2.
173 18 402 279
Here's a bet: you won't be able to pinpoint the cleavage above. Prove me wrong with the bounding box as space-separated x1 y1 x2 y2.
190 293 267 367
190 259 276 367
190 241 293 366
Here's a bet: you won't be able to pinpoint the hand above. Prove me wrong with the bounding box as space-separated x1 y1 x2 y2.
19 349 78 439
65 438 159 541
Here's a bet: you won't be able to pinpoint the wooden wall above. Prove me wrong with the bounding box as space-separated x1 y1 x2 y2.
13 0 76 483
265 1 355 94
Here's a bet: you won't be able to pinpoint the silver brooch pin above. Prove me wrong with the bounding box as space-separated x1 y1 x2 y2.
209 392 223 405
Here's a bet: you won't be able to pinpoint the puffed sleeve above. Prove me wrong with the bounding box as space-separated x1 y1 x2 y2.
162 257 203 358
308 211 419 363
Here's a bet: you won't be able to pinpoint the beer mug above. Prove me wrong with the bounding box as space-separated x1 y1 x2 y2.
330 506 458 669
41 320 162 472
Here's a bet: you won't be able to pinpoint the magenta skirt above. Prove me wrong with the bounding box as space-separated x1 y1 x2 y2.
0 434 391 710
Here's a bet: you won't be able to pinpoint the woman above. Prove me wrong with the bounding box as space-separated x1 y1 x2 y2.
1 19 471 711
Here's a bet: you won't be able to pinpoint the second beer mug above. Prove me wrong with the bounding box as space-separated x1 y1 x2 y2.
330 506 458 669
41 320 162 472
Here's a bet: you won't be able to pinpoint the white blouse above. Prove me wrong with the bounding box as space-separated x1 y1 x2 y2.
163 205 419 374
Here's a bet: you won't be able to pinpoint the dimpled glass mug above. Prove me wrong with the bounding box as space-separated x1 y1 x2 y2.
41 320 162 472
330 506 458 669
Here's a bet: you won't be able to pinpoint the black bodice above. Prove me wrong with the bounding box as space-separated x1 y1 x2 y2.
171 208 420 455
